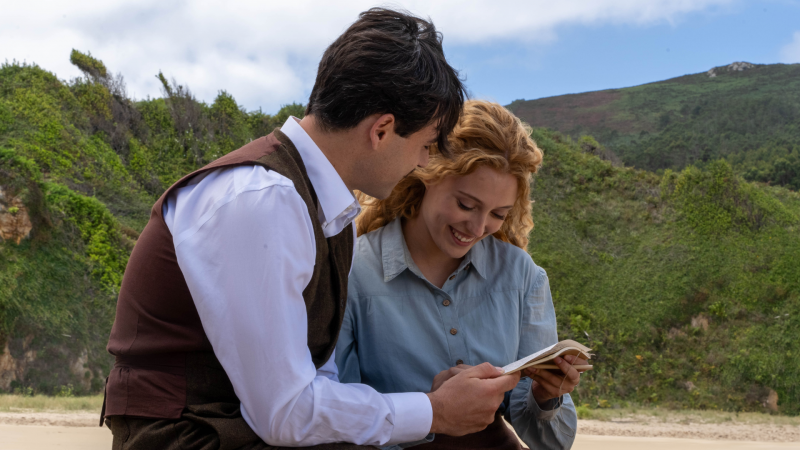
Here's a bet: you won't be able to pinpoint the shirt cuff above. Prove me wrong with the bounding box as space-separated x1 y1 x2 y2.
385 392 433 445
380 433 435 450
526 388 562 421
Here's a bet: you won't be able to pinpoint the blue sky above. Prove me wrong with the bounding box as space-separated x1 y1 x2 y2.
454 1 800 103
2 1 799 112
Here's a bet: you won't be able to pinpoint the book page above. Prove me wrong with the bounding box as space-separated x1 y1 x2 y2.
501 342 556 373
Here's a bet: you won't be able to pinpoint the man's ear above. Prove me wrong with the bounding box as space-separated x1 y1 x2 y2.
369 114 396 150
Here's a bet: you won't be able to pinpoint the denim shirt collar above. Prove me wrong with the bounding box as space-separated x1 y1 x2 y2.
380 217 487 283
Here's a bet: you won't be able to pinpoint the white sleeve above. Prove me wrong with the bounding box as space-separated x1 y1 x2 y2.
172 177 431 447
317 350 340 382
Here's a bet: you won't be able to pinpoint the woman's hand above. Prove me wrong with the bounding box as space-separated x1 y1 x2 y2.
430 364 473 392
522 355 588 407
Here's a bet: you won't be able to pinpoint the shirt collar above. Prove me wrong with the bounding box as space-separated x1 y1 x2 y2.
381 218 487 283
280 116 358 228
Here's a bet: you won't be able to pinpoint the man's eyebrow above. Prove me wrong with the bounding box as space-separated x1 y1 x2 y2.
457 191 514 209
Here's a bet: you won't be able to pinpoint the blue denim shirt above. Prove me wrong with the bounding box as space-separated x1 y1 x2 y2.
336 218 577 450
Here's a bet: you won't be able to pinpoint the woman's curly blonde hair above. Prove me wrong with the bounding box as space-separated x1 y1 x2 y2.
356 100 543 249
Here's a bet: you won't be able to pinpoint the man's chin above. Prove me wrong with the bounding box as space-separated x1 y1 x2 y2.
360 185 395 200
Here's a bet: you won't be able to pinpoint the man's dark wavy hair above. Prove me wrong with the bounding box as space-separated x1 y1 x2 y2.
306 8 466 155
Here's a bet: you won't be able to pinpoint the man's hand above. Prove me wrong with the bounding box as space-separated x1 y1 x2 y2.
426 362 521 436
522 354 588 407
430 364 472 392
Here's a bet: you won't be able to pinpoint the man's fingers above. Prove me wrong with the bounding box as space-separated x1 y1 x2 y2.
485 370 520 392
464 362 505 379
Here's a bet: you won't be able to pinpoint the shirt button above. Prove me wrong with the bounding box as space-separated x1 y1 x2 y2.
456 359 464 365
442 299 451 306
448 275 456 281
450 328 458 335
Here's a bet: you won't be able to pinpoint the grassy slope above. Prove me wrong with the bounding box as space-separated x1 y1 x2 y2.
508 63 800 189
529 129 800 414
0 57 301 395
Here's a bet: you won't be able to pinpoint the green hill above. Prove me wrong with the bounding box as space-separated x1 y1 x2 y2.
507 62 800 190
1 52 798 415
529 132 800 414
0 51 302 395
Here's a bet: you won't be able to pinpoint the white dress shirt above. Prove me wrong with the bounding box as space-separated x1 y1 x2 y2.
162 117 433 447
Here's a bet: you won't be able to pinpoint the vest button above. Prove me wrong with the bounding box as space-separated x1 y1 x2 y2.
456 359 464 365
450 328 458 335
442 299 451 306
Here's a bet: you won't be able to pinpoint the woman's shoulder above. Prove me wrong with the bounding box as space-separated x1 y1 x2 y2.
348 226 390 294
479 236 547 287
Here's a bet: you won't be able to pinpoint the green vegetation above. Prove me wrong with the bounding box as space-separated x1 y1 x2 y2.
1 52 797 417
528 128 800 414
0 51 303 395
508 63 800 190
0 394 104 412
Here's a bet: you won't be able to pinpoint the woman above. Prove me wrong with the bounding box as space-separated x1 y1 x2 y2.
336 100 582 449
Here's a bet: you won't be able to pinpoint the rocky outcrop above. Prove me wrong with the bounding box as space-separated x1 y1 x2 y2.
0 187 33 244
69 349 92 390
0 342 18 391
707 62 757 78
0 336 95 392
0 338 35 391
690 314 709 331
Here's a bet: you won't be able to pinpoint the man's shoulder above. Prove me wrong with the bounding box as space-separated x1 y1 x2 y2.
165 165 308 245
174 165 297 210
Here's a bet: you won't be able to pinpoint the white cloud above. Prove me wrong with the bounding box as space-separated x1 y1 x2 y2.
780 31 800 63
1 0 733 111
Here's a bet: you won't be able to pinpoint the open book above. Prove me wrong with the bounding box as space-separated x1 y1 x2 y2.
502 340 593 375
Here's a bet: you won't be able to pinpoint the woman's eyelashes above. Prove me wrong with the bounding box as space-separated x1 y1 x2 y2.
457 199 507 220
457 200 474 211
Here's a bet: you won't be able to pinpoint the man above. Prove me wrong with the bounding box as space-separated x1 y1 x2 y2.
103 8 520 449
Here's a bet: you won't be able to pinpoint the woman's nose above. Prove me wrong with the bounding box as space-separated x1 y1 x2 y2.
466 215 487 237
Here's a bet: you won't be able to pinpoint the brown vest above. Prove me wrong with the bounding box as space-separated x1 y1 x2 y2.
104 130 353 419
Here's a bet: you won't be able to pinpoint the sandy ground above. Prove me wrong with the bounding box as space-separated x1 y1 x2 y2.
0 411 99 427
1 412 799 450
578 419 800 442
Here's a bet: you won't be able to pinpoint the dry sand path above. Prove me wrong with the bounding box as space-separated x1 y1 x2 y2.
3 425 800 450
1 413 800 450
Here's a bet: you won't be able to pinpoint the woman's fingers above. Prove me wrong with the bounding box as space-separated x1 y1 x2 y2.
553 356 581 384
532 373 575 395
563 355 590 371
531 368 568 389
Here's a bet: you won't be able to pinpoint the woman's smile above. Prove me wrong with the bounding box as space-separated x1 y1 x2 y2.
449 226 476 246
